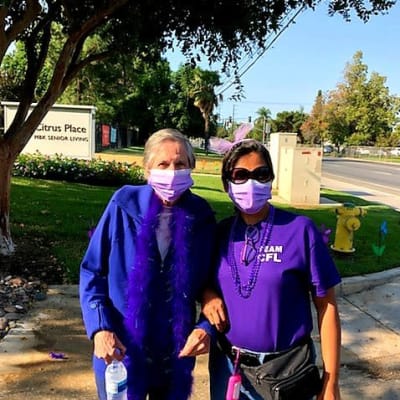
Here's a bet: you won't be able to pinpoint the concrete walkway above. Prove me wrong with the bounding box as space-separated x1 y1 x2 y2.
1 271 400 399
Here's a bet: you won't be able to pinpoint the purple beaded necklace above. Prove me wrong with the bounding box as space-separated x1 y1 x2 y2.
227 205 275 299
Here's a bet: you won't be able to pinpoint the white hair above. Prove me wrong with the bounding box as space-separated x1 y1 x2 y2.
143 128 196 169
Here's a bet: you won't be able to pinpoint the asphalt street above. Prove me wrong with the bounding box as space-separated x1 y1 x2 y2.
321 174 400 212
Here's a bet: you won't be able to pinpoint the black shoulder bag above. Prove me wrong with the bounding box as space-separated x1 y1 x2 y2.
238 338 323 400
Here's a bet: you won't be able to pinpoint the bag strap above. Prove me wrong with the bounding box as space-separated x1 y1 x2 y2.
216 333 235 358
216 334 313 361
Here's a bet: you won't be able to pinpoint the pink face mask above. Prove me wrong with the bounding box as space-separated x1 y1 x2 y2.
228 179 272 214
148 169 193 203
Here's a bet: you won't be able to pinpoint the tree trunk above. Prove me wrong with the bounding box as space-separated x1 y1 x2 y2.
204 114 210 154
0 146 16 256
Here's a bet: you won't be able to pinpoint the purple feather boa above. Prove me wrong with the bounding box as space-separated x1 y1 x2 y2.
124 193 196 400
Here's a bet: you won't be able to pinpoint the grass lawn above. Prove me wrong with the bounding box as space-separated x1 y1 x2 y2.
98 146 224 175
9 174 400 283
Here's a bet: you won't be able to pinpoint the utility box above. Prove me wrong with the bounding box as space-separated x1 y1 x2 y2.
270 132 297 190
277 146 322 205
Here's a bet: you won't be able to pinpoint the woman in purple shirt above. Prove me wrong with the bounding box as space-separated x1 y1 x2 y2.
203 139 342 400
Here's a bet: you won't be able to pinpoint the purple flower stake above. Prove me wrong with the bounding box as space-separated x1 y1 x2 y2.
88 225 96 239
319 224 332 246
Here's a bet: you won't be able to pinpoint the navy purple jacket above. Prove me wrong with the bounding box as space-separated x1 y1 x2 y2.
79 184 216 399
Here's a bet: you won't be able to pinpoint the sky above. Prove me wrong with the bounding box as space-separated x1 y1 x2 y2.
166 2 400 123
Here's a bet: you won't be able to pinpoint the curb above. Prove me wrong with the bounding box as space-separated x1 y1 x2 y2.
338 266 400 296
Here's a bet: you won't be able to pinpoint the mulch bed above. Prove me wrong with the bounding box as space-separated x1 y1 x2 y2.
0 235 66 339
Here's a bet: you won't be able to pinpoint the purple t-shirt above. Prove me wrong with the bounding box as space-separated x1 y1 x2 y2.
215 205 341 352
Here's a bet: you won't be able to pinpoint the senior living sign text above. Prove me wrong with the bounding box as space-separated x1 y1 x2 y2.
2 102 96 160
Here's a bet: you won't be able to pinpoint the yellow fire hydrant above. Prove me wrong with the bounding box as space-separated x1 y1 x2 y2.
330 203 367 253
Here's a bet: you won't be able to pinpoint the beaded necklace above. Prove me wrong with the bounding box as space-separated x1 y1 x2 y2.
227 205 275 299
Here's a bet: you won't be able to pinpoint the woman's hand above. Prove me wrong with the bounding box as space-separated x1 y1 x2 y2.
201 288 228 332
179 328 210 357
93 330 126 364
317 377 341 400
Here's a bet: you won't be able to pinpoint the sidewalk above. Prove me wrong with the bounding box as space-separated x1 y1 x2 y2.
1 271 400 399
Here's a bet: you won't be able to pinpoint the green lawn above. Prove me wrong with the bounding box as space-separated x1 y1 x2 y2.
9 174 400 283
193 175 400 278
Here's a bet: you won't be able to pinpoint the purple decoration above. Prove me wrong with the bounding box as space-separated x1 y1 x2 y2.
233 122 253 142
227 206 275 298
319 224 332 245
208 123 254 154
124 193 195 399
49 352 67 360
208 137 235 154
87 225 96 239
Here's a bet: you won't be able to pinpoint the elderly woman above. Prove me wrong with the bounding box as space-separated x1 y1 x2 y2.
203 139 341 400
80 128 216 400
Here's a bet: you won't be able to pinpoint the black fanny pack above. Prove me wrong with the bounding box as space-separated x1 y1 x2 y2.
220 336 323 400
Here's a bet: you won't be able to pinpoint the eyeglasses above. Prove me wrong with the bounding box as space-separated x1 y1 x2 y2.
241 225 260 266
229 166 272 184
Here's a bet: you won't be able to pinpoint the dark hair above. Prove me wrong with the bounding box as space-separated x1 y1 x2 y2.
221 139 275 189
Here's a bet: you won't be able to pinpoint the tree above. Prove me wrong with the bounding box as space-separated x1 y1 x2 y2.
0 41 26 101
324 89 351 149
169 65 207 137
85 53 174 145
325 51 400 146
272 109 309 142
359 71 399 145
188 68 222 152
1 24 174 143
252 107 272 142
0 0 396 255
301 90 328 144
390 125 400 146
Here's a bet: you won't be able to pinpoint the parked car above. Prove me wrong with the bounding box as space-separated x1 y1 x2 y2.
390 147 400 157
323 145 334 154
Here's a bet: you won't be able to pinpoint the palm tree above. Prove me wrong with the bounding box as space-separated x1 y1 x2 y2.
255 107 272 142
189 68 222 152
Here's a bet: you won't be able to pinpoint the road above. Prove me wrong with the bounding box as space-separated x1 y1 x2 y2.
322 158 400 193
321 158 400 211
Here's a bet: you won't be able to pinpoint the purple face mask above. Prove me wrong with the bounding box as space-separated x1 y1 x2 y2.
148 169 193 203
228 179 272 214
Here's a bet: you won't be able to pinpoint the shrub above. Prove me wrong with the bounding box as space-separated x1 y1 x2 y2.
13 152 145 186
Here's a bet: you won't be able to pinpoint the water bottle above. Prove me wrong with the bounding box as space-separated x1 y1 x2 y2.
105 360 128 400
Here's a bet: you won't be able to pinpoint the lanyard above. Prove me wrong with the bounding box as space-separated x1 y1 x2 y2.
232 346 241 373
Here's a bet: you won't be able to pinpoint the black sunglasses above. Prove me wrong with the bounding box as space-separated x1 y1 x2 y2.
229 166 273 184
